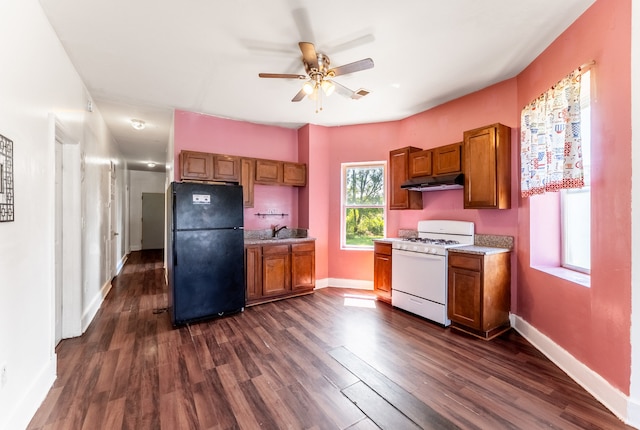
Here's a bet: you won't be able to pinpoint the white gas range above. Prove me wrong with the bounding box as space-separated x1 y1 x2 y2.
390 220 474 326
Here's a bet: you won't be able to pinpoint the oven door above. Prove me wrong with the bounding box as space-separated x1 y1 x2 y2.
391 249 446 303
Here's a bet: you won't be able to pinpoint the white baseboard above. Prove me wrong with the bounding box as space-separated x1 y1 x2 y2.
81 280 112 332
130 244 141 251
314 278 373 290
4 354 56 430
512 315 633 426
115 254 128 276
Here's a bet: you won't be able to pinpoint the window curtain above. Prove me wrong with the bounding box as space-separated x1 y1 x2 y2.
520 70 584 197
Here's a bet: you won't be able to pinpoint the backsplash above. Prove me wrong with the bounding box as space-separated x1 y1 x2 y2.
474 234 514 250
394 229 513 250
244 228 308 240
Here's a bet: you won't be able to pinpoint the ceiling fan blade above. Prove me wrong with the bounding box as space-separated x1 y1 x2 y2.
330 58 374 77
299 42 319 70
259 73 306 79
332 80 355 98
333 81 371 100
291 88 307 102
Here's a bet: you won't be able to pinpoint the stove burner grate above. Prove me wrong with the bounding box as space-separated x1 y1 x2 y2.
403 237 460 246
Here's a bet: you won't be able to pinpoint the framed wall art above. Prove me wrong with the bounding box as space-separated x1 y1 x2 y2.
0 133 14 222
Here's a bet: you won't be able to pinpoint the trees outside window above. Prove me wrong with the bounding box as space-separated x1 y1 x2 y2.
342 162 386 248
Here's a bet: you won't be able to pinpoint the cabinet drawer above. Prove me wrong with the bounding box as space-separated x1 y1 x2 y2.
448 253 482 271
291 242 314 253
262 244 290 255
374 241 392 256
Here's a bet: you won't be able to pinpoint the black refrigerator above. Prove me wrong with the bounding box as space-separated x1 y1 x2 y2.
166 181 245 326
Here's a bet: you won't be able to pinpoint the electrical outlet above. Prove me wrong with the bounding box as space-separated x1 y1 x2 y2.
0 363 7 389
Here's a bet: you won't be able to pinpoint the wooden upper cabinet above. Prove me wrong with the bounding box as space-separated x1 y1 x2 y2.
180 151 213 180
463 123 511 209
283 162 307 186
389 146 423 210
255 159 284 184
240 158 255 208
212 154 240 182
409 150 432 177
433 142 462 175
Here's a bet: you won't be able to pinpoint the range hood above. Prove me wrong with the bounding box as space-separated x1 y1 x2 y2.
400 173 464 192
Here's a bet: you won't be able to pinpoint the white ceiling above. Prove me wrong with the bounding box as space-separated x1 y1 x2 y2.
38 0 595 172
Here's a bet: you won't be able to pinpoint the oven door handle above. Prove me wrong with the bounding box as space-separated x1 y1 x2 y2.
392 249 444 260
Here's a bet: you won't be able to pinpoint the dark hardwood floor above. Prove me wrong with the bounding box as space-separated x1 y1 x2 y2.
28 250 631 429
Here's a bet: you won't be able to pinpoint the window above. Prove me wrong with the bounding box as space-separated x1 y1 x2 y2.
561 70 591 273
341 162 386 249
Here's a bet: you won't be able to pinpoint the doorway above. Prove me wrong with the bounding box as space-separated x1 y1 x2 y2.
53 116 82 342
142 193 164 250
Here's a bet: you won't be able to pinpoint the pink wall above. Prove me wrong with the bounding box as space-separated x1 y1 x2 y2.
173 110 300 230
515 0 631 394
298 124 331 280
323 79 519 284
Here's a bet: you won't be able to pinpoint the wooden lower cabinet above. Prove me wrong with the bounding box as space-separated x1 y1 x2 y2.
245 240 315 306
373 241 392 304
447 250 511 340
245 245 262 302
291 242 315 291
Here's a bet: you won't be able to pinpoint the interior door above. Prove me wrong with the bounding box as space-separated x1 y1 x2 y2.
54 138 63 345
142 192 165 250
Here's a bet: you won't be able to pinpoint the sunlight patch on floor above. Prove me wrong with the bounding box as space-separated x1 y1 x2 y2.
343 293 377 308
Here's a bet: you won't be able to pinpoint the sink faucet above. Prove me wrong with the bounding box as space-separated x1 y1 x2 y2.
272 224 287 238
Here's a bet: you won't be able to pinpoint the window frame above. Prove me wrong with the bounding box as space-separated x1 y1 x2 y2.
560 69 591 274
340 161 387 250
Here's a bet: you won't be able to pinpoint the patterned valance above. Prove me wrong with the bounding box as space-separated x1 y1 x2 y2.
520 70 584 197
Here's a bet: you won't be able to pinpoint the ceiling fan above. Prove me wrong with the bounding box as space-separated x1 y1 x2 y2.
259 42 374 111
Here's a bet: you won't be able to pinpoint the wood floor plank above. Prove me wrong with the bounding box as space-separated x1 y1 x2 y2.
342 381 421 430
27 251 631 430
330 346 459 430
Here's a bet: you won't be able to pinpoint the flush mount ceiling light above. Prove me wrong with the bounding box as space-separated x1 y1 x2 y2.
130 119 146 130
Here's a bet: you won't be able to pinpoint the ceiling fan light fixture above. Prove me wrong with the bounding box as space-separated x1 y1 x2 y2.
130 118 146 130
302 80 315 95
321 80 335 96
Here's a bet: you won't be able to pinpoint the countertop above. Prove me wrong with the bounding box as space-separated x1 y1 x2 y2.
244 237 316 246
450 245 511 255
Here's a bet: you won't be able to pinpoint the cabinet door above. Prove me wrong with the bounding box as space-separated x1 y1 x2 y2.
245 245 262 303
373 242 392 295
463 124 511 209
291 242 315 291
283 162 307 186
448 266 482 330
374 254 392 293
240 158 255 208
389 147 423 210
409 150 432 177
255 159 283 184
433 142 462 175
213 154 240 182
180 151 213 180
262 245 291 296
